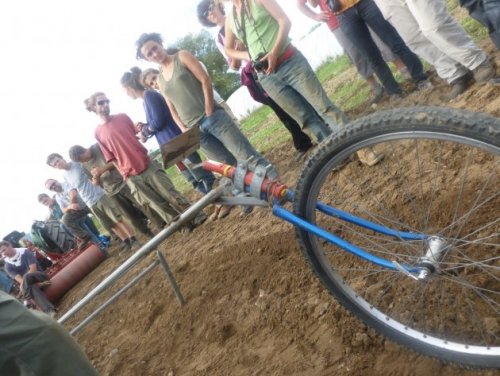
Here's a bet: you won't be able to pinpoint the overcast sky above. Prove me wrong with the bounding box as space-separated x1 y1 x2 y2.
0 0 319 238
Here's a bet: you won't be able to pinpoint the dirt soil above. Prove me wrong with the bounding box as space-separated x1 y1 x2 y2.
56 42 500 376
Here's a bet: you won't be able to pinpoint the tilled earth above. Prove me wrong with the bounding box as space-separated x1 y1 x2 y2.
56 41 500 375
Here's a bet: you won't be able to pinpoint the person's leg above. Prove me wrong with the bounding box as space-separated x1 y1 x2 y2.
0 271 13 293
258 71 333 142
338 5 403 94
126 175 179 225
407 0 489 71
375 0 468 83
119 184 164 232
22 272 54 313
359 0 427 83
111 190 151 235
483 0 500 48
142 161 207 227
199 128 238 166
0 291 99 376
201 109 278 178
264 96 314 152
184 152 216 194
61 211 92 240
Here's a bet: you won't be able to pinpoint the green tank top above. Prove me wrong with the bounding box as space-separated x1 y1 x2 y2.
158 53 205 128
229 0 290 61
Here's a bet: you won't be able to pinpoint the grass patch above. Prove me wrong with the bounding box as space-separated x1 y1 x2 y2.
461 17 489 41
316 54 352 83
240 106 273 134
329 79 370 112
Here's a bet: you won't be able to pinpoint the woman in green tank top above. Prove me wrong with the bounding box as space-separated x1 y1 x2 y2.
224 0 349 146
135 32 278 179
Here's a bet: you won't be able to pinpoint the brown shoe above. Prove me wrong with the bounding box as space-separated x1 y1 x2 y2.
357 148 384 167
448 74 472 100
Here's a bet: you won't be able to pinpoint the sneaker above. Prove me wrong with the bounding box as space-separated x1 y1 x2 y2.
448 74 471 100
239 205 254 217
192 211 208 227
129 238 142 252
357 148 384 167
472 60 495 83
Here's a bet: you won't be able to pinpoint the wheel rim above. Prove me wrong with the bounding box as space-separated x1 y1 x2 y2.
303 130 500 358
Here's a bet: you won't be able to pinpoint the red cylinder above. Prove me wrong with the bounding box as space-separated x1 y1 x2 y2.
44 245 106 303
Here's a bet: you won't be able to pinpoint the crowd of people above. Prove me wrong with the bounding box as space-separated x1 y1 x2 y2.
0 0 498 373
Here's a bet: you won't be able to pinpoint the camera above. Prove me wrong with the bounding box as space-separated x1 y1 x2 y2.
253 52 269 72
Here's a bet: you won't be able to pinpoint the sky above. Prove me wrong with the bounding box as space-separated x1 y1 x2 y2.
0 0 320 237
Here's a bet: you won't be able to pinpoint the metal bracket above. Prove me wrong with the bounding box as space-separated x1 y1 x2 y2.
233 160 249 193
249 164 269 199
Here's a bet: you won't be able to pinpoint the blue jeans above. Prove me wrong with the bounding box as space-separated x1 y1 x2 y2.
199 108 278 178
258 49 348 143
338 0 427 94
0 271 13 293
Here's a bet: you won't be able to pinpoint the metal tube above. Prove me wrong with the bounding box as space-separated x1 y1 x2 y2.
156 250 185 305
69 261 159 335
58 185 225 324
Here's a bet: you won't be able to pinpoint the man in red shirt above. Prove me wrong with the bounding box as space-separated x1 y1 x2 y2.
84 92 206 231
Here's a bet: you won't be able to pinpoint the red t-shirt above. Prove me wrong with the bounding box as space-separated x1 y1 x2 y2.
95 113 150 179
299 0 340 31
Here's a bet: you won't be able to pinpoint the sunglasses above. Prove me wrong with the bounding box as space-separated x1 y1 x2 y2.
96 99 110 106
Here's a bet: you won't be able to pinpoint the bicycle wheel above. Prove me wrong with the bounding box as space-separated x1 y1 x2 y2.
294 107 500 367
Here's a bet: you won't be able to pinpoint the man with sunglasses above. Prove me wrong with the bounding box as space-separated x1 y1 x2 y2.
84 92 207 231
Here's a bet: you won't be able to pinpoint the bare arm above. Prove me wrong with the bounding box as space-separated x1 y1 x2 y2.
224 15 252 62
178 50 215 117
296 0 330 22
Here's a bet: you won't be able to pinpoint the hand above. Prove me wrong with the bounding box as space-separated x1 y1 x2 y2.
263 51 278 75
135 122 145 133
91 167 103 178
315 11 330 22
91 175 101 186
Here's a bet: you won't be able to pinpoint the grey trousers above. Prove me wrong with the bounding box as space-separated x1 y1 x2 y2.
374 0 487 82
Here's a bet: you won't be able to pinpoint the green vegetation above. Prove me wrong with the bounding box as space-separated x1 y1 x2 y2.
316 55 352 83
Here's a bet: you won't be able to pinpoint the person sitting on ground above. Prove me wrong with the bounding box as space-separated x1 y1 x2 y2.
68 144 157 237
0 241 56 316
84 92 207 232
373 0 496 99
47 153 141 252
44 179 101 249
197 0 315 161
0 267 14 294
0 290 99 376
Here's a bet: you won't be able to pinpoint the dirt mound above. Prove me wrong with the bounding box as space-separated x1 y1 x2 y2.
57 42 500 375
